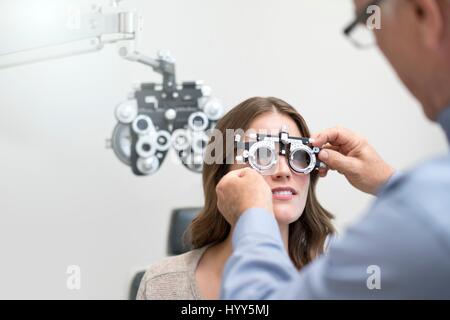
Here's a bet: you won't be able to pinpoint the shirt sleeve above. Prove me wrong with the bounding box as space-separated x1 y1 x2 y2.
376 170 402 196
220 193 450 299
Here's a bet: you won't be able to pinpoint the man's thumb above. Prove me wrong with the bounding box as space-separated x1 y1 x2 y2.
319 149 356 173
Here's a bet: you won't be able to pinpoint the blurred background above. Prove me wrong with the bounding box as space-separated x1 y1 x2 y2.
0 0 447 299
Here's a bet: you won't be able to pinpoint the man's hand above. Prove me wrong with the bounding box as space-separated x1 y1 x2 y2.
216 168 273 225
312 126 395 195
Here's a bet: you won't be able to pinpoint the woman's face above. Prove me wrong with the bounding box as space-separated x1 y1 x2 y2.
229 112 310 225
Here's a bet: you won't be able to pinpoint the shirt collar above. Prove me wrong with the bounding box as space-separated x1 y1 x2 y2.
437 106 450 146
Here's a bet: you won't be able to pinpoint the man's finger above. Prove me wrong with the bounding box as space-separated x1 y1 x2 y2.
217 169 241 191
237 167 254 177
311 127 359 150
318 167 328 178
322 144 342 153
223 167 246 179
318 149 359 173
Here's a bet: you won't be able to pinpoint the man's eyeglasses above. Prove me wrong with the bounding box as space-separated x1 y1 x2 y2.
343 0 384 49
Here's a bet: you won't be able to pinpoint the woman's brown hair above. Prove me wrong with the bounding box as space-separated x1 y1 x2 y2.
186 97 335 269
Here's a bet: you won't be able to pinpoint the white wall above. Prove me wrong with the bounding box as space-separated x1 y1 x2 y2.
0 0 447 299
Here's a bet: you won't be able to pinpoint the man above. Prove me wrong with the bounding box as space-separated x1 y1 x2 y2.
218 0 450 299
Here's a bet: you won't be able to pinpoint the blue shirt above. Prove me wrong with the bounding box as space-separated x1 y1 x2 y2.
221 107 450 299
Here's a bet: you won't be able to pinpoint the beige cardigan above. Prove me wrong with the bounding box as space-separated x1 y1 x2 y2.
137 246 208 300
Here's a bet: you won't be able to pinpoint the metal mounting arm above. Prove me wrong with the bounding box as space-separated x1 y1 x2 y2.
118 47 177 91
0 0 141 69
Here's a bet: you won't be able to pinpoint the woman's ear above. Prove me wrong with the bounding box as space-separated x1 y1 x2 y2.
413 0 445 50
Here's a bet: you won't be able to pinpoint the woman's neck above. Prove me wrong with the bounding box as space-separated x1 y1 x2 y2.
208 222 290 271
208 235 233 274
279 223 289 251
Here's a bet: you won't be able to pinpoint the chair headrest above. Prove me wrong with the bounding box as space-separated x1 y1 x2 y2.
167 207 201 255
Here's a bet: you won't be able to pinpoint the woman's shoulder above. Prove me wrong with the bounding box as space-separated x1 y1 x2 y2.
136 246 207 300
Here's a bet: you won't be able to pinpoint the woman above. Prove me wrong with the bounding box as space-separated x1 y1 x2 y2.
137 97 335 300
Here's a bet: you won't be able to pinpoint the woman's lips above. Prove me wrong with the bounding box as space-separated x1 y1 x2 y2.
271 187 297 201
272 192 295 200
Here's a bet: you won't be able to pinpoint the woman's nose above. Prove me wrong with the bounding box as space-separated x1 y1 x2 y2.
272 155 292 180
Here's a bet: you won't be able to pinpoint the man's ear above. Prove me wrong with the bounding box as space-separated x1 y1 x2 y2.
413 0 445 50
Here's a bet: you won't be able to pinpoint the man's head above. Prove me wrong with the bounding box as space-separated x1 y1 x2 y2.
354 0 450 120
